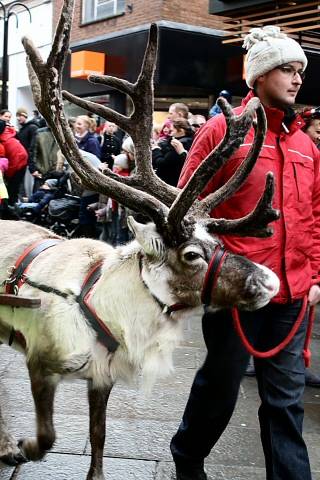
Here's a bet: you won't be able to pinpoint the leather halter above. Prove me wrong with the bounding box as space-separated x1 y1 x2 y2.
138 254 191 315
4 240 119 353
201 245 228 306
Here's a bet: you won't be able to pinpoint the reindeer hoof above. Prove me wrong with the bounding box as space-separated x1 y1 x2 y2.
0 433 27 466
18 437 45 461
86 468 105 480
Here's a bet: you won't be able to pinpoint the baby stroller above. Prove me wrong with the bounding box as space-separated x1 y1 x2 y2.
47 193 81 238
15 171 71 228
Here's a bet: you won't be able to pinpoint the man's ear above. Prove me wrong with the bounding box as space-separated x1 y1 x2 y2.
255 74 266 88
127 216 165 258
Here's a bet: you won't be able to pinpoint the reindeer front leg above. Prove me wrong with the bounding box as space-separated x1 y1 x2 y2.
87 380 113 480
0 323 27 465
19 368 57 461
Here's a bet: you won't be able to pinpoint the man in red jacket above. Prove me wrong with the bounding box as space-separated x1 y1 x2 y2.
170 26 320 480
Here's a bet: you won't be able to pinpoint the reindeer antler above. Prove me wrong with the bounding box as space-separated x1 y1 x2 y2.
61 21 177 208
22 0 172 230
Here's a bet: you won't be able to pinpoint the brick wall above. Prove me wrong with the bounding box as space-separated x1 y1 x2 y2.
161 0 223 30
53 0 224 44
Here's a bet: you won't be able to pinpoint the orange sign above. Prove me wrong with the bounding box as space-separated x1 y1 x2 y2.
71 51 105 79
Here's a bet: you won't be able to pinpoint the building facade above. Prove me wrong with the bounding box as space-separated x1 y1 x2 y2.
0 0 53 119
54 0 241 118
2 1 317 121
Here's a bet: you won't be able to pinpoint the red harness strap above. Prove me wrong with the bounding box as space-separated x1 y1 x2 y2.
201 245 227 306
5 239 62 294
78 262 119 352
4 238 62 350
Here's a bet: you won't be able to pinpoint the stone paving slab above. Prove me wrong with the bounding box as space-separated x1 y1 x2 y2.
156 461 320 480
0 363 196 422
157 461 267 480
10 453 157 479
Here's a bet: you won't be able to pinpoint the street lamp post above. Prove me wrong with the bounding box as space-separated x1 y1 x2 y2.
0 1 31 110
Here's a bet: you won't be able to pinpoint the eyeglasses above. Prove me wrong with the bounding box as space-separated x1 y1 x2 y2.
276 65 306 81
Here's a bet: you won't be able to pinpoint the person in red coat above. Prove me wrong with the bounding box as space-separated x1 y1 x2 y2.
170 26 320 480
0 119 28 204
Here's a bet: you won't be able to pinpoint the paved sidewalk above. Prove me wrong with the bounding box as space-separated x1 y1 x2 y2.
0 310 320 480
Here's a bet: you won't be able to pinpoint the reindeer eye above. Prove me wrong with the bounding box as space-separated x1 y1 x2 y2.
184 251 201 262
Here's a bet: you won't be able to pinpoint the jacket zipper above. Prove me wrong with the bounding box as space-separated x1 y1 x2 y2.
277 135 292 301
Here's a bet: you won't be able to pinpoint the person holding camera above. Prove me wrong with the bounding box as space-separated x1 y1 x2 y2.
152 119 194 186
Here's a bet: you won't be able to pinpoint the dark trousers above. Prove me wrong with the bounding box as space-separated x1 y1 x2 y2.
76 194 99 239
170 301 311 480
6 167 26 205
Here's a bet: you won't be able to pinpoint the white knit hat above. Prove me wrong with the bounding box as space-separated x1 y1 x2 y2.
121 136 135 157
243 26 308 88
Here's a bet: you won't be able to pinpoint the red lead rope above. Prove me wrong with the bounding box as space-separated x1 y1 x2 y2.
231 296 315 367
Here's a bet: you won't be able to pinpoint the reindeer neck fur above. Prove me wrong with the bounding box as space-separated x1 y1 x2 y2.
89 239 191 390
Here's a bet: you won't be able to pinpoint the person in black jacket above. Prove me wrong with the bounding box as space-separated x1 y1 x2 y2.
16 107 39 156
100 121 122 169
152 119 194 187
16 107 39 198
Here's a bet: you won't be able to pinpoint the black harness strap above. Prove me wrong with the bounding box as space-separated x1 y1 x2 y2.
23 278 71 299
77 262 119 353
138 254 190 315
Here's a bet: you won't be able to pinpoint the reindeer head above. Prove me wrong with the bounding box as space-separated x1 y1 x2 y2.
22 0 280 312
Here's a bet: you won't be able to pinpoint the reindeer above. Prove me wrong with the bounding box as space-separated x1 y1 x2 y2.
0 1 280 478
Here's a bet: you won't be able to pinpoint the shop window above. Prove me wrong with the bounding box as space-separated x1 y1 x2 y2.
82 0 126 23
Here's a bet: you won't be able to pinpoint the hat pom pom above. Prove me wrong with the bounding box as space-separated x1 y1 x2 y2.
243 25 287 51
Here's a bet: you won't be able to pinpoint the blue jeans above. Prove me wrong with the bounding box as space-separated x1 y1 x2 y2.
170 301 311 480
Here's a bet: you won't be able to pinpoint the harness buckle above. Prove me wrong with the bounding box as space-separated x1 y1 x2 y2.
1 266 16 288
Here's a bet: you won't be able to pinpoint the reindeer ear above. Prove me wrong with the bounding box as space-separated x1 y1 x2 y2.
127 216 165 258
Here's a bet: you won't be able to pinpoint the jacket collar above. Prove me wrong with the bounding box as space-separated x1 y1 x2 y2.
241 90 305 136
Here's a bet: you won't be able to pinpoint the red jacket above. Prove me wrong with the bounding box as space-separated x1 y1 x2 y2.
179 91 320 303
0 125 28 178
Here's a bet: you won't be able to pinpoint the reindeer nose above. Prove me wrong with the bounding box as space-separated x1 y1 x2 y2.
262 271 280 296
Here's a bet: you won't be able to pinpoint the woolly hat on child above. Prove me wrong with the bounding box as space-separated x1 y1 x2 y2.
114 153 129 170
121 137 135 157
243 26 308 89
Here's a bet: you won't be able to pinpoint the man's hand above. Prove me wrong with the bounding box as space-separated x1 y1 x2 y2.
308 284 320 305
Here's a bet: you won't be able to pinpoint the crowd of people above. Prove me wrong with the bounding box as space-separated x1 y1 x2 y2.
0 102 209 243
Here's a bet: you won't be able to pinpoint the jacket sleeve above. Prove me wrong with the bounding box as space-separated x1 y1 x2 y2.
27 124 39 160
178 118 223 189
310 148 320 285
87 137 102 159
28 130 39 173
